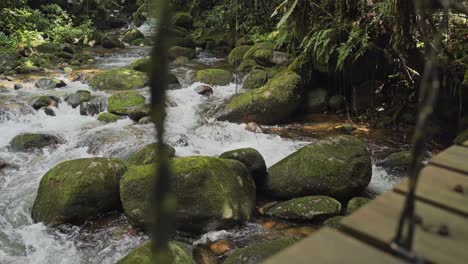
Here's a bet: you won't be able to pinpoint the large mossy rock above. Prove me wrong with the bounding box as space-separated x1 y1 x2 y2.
223 237 297 264
379 151 411 169
64 90 91 108
265 135 372 199
237 59 258 72
217 70 303 125
243 42 275 60
89 68 147 90
108 91 146 115
228 46 252 66
131 57 150 73
196 69 233 86
242 69 272 90
264 196 341 221
31 158 127 225
117 241 195 264
120 156 256 232
97 112 120 123
168 46 196 60
9 133 62 152
122 28 145 44
219 148 267 187
126 143 176 166
35 78 67 89
346 197 371 215
101 34 124 49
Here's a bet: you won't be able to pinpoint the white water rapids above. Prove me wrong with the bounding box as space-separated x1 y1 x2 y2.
0 31 400 264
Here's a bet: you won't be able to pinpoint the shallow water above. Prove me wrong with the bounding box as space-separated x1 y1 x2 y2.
0 29 402 264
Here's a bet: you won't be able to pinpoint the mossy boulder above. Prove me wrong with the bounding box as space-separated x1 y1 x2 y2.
454 129 468 145
31 158 127 225
228 46 252 66
31 95 59 110
101 34 124 49
128 104 151 122
126 143 176 166
242 69 270 90
89 68 148 90
236 36 254 46
35 78 66 89
131 57 150 73
237 59 258 72
346 197 371 215
243 42 275 60
117 241 195 264
97 112 120 123
168 46 195 60
108 91 146 115
253 49 274 66
9 133 62 152
196 69 233 86
379 151 411 169
122 28 145 44
173 12 194 29
217 70 303 125
219 148 267 187
266 135 372 199
323 216 344 228
64 90 91 108
265 196 341 221
223 237 297 264
120 156 256 232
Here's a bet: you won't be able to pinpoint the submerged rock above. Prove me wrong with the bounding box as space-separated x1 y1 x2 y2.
223 237 297 264
97 112 120 123
117 240 195 264
196 69 233 86
120 156 256 232
219 148 267 187
64 90 92 108
346 197 371 215
266 135 372 199
35 78 66 89
9 133 62 152
89 68 148 91
264 196 341 221
217 70 303 125
31 158 127 225
126 143 176 166
108 91 146 115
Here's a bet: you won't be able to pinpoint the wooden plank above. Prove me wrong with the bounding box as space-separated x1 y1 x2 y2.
394 165 468 216
341 192 468 264
263 228 403 264
429 146 468 174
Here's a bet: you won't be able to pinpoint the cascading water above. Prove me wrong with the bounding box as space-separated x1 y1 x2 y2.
0 26 400 264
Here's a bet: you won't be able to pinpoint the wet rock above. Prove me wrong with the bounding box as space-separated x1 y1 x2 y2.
195 85 213 96
139 116 152 124
122 28 145 44
346 197 371 215
89 68 148 91
223 237 297 264
31 158 127 226
130 38 146 46
236 59 258 72
219 148 267 187
253 49 274 66
70 53 96 66
64 90 92 108
243 42 275 61
69 70 97 83
80 96 107 116
454 129 468 145
307 88 329 113
43 107 55 116
173 12 194 30
228 46 251 66
0 159 11 170
31 96 60 110
266 135 372 199
128 104 151 122
264 196 341 221
329 95 345 112
101 34 124 49
323 216 344 228
166 97 179 107
217 70 303 125
169 46 196 60
108 91 146 115
168 134 190 147
0 87 9 93
35 78 66 89
131 57 150 73
97 112 120 123
379 151 411 170
9 133 62 152
242 69 270 90
196 69 233 86
168 73 182 89
120 156 255 232
14 84 23 90
117 240 195 264
126 143 176 166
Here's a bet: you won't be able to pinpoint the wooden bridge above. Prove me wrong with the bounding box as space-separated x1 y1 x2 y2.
264 140 468 264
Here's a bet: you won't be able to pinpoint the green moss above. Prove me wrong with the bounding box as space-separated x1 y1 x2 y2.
126 143 176 166
64 90 91 108
265 196 341 221
287 55 304 74
168 46 195 60
218 70 303 124
243 42 275 60
266 135 372 199
107 91 146 115
454 129 468 145
131 57 150 73
219 148 266 186
89 68 148 90
31 158 127 225
117 241 195 264
122 28 145 44
196 69 233 86
346 197 371 215
237 59 259 72
242 69 269 90
253 49 274 66
97 112 120 123
380 151 411 169
9 133 61 152
228 46 252 66
223 237 297 264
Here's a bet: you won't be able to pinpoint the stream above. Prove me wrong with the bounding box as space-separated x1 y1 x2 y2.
0 25 404 264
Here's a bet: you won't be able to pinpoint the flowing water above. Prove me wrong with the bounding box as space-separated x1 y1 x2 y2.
0 26 403 264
